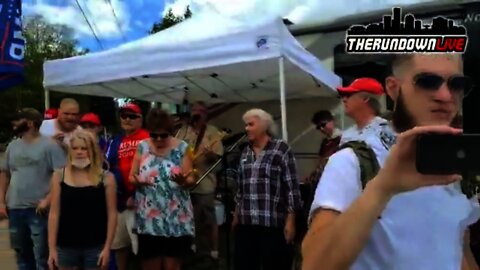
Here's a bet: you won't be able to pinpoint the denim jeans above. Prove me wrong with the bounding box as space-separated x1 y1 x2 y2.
8 208 48 270
57 245 103 268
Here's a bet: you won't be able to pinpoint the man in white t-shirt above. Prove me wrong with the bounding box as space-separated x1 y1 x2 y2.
40 98 81 146
302 54 479 270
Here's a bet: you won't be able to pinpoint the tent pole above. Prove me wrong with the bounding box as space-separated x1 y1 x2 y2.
278 57 288 141
44 89 50 110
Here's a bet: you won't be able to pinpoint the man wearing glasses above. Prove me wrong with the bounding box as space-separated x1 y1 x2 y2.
305 110 342 183
106 103 149 270
337 78 387 145
302 54 478 270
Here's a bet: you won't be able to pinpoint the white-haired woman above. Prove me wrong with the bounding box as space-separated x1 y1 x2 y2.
48 130 117 270
232 108 302 270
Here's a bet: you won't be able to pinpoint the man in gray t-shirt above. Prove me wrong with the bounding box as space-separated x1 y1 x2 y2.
0 108 65 270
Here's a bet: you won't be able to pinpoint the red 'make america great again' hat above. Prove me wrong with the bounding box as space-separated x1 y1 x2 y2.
337 78 384 96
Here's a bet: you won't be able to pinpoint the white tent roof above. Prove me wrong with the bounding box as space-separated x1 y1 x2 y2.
43 12 342 103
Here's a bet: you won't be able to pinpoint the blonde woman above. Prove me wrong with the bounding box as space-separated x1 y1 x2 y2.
48 130 117 270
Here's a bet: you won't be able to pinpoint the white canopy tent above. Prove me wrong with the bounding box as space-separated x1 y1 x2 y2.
43 11 342 141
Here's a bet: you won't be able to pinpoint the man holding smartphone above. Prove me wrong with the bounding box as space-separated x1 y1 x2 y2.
302 54 479 270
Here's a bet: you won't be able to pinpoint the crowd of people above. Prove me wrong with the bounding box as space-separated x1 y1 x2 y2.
0 52 478 270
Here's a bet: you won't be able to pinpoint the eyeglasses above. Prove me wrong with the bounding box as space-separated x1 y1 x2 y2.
150 132 170 140
413 72 473 96
120 114 140 120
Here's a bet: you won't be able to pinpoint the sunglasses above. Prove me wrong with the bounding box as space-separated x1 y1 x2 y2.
150 132 170 140
120 114 140 120
316 122 328 130
413 73 473 96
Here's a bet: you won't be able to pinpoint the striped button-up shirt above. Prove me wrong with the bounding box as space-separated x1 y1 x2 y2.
236 139 302 228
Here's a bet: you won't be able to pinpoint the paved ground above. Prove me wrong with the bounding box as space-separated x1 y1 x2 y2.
0 220 16 270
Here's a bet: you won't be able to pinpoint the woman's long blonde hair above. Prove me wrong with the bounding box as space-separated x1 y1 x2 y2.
67 130 104 185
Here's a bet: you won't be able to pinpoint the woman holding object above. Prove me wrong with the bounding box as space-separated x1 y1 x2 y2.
130 108 196 270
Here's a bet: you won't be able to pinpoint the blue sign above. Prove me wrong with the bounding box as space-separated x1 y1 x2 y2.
0 0 25 91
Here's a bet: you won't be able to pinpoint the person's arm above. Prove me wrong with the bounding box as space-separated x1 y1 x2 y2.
48 170 62 254
180 151 195 188
43 142 67 207
281 147 302 236
303 181 391 270
302 149 392 270
462 229 479 270
103 173 117 251
0 147 10 209
303 125 467 270
0 170 9 215
232 154 245 228
128 144 142 186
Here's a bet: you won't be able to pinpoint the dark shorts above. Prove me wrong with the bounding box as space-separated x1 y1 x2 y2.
191 193 216 226
57 245 103 268
137 234 193 260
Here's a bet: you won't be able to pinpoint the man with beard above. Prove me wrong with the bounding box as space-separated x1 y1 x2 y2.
40 98 82 147
0 108 66 270
302 54 479 270
233 108 302 270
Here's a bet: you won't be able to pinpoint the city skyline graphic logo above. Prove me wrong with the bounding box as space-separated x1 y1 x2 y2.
345 7 468 54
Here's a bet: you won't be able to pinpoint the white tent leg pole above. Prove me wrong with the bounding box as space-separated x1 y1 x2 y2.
44 89 50 110
279 57 288 141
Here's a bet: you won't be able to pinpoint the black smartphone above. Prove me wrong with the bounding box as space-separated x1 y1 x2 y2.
416 133 480 175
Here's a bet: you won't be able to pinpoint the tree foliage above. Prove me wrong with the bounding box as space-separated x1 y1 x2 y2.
150 5 193 34
0 16 87 142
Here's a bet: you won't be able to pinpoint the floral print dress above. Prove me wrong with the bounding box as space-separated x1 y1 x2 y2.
133 140 195 237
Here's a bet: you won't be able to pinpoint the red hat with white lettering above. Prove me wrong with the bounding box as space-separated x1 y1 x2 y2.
337 78 384 96
119 103 142 115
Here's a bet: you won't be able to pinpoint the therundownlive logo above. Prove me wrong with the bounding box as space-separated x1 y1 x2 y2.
345 7 468 54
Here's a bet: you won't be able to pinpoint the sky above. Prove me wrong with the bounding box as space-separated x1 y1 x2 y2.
22 0 436 53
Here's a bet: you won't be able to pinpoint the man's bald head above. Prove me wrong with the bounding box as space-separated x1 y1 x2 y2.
59 98 79 111
57 98 80 132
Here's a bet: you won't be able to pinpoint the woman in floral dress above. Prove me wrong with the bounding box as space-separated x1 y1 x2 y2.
129 108 196 270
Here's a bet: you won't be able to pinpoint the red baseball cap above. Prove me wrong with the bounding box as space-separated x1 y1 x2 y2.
44 108 58 120
119 103 142 115
337 78 384 96
80 112 102 126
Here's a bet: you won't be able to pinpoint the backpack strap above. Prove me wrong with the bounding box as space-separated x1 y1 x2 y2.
339 141 380 189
